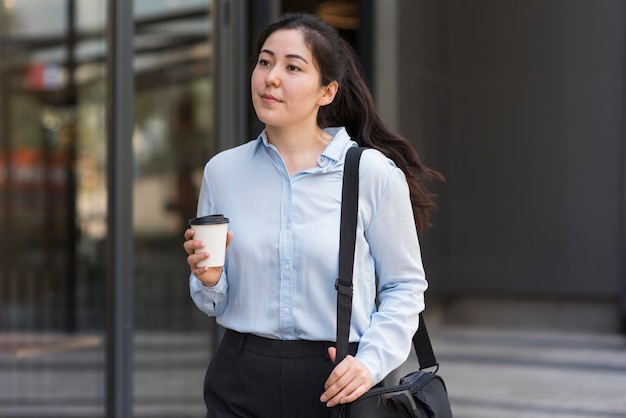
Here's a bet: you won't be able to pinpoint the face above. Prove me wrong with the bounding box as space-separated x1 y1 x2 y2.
251 29 337 130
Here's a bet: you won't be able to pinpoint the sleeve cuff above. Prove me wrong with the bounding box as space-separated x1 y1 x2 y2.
190 271 227 315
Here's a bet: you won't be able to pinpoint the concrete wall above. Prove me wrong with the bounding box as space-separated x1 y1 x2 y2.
393 1 625 331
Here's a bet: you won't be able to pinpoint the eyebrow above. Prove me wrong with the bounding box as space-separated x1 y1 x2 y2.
260 49 309 65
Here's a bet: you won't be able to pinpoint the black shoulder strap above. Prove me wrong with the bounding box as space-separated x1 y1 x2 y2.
336 146 438 370
335 146 365 364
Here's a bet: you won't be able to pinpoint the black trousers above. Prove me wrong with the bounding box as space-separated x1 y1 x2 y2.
204 329 359 418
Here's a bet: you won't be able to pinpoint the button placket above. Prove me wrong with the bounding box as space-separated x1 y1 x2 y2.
277 176 295 338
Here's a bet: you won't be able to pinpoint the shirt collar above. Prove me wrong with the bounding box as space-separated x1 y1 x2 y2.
320 127 353 163
256 126 355 165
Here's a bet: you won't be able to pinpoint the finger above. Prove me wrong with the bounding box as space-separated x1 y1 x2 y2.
322 372 353 407
327 347 336 364
325 373 370 407
182 239 193 254
331 380 362 406
193 264 223 287
324 353 350 390
184 228 195 240
183 239 204 256
322 357 351 401
322 357 373 406
192 265 209 278
187 251 209 269
225 231 234 248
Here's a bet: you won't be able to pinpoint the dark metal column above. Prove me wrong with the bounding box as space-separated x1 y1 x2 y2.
64 0 78 333
106 0 134 416
214 0 249 150
357 0 375 88
621 4 626 335
0 58 12 305
247 0 280 137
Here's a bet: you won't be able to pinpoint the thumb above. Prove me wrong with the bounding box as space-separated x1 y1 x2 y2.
327 346 337 364
225 231 234 248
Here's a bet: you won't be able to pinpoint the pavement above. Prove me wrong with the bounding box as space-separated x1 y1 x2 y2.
398 326 626 418
1 326 625 417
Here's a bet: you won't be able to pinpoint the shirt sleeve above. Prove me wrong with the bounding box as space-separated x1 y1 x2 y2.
189 270 228 316
354 156 428 384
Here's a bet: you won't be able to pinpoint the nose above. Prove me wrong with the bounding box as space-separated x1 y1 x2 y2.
265 66 280 87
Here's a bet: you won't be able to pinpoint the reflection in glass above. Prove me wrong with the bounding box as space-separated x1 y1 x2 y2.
0 0 214 416
132 1 213 416
1 0 107 415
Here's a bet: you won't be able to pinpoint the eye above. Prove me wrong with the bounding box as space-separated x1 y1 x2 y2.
287 64 301 72
258 58 271 67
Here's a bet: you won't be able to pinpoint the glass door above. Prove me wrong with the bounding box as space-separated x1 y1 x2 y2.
0 0 215 416
0 0 107 416
132 1 215 416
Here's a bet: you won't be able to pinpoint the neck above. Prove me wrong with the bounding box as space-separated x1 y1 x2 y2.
266 124 325 149
265 125 332 176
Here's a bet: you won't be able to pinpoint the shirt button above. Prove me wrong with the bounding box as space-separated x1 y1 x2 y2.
283 264 289 271
282 308 289 314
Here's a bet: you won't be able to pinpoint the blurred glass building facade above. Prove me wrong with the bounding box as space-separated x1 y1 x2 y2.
0 0 368 416
0 0 217 416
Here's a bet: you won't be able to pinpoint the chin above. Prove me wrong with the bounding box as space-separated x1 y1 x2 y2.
254 112 282 128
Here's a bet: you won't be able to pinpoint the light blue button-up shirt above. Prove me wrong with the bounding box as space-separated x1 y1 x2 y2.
190 127 428 383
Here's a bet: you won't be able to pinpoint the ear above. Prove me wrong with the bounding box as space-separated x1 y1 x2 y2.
318 80 339 107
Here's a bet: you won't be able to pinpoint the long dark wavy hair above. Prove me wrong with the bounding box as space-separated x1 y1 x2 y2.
254 12 444 233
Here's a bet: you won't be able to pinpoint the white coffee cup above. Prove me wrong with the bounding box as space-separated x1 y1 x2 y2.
189 214 230 268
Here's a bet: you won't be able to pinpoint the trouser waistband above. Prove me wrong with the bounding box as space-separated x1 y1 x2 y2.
222 329 359 358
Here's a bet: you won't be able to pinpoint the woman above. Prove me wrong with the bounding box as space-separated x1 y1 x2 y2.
183 12 443 418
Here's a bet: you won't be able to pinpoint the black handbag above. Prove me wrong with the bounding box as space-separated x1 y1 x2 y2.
334 147 453 418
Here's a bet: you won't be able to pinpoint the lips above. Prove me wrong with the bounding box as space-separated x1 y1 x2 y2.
261 93 280 104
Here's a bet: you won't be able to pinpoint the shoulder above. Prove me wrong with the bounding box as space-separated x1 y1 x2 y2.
359 148 394 170
358 148 406 187
350 147 410 228
205 138 260 172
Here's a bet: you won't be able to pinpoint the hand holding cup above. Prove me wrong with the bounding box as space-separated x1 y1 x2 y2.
184 214 232 286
